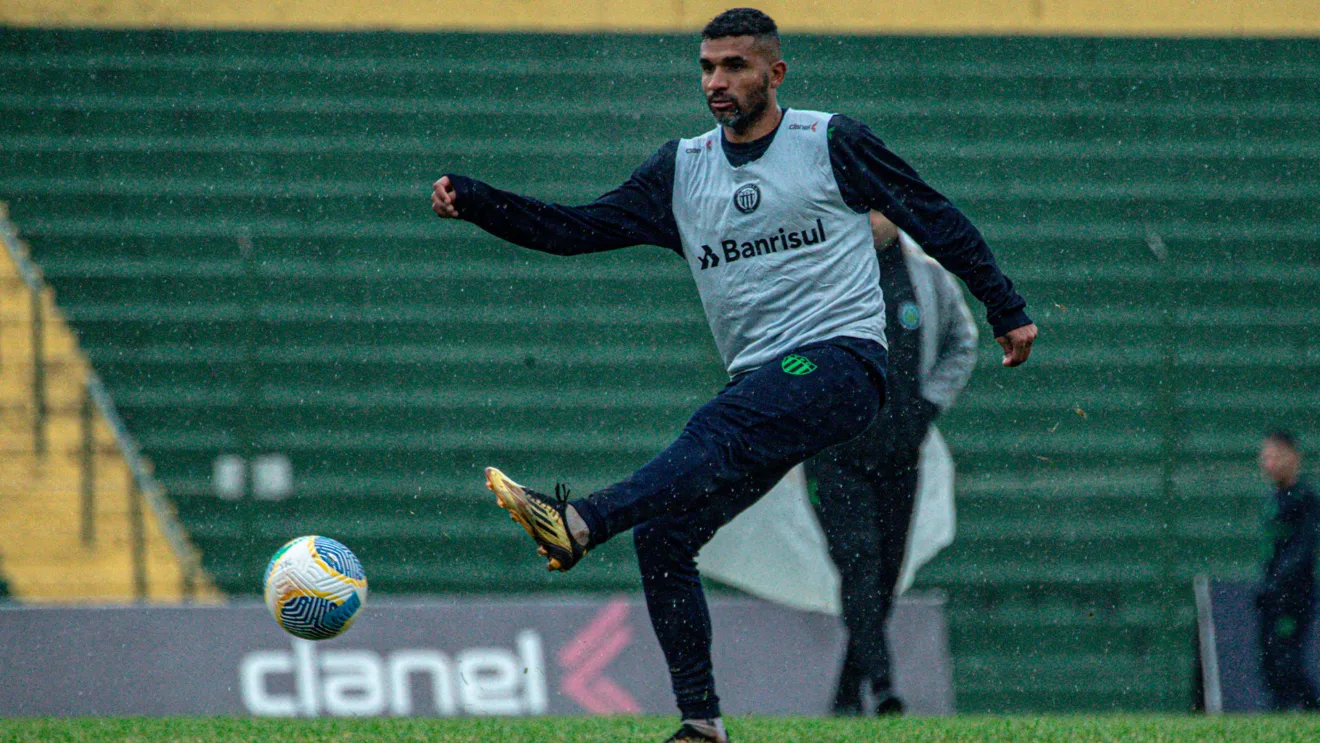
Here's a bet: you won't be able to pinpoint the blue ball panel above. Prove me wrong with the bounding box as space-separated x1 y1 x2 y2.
313 537 366 581
278 591 362 641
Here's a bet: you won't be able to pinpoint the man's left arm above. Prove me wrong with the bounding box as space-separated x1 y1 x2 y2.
829 115 1037 366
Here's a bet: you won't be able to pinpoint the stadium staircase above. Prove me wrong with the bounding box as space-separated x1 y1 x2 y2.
0 206 218 602
1 28 1317 710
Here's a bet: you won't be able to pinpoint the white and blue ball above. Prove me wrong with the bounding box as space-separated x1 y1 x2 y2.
263 535 367 640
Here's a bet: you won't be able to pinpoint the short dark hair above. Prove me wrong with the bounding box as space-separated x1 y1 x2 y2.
1267 429 1299 450
702 8 779 42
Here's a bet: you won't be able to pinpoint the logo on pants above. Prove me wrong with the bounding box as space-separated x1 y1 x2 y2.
781 355 817 375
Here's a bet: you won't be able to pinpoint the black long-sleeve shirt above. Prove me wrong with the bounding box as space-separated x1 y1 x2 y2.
446 111 1031 338
1263 478 1320 600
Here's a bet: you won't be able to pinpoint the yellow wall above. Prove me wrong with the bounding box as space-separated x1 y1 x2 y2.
3 0 1320 35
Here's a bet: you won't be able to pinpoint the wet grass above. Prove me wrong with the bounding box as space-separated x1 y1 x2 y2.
3 715 1320 743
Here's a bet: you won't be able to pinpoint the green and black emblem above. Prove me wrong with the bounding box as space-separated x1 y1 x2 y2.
781 354 817 375
898 301 922 330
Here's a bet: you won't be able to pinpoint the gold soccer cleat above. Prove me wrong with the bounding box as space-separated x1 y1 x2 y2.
485 467 586 572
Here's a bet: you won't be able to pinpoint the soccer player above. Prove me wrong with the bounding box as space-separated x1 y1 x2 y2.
806 212 978 716
431 9 1037 740
1256 430 1320 710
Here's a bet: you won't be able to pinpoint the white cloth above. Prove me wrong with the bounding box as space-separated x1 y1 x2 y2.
697 427 956 615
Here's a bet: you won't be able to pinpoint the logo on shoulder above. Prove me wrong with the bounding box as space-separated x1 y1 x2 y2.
686 140 716 154
733 183 761 215
898 301 922 330
787 121 819 132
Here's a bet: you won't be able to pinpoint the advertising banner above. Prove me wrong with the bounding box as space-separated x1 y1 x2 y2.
0 595 951 717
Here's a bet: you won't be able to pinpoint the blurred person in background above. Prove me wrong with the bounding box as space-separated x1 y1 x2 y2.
1257 430 1320 711
806 212 977 716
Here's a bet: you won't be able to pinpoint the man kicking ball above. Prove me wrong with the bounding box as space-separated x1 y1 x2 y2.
431 8 1037 741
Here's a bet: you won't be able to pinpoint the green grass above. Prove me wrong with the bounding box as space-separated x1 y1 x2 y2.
4 717 1320 743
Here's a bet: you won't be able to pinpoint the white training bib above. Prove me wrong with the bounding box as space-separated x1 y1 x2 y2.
671 109 886 376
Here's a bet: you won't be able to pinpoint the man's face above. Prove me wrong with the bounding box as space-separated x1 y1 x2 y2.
1259 440 1300 487
699 36 783 133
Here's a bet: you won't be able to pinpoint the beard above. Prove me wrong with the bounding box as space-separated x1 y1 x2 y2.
707 74 772 134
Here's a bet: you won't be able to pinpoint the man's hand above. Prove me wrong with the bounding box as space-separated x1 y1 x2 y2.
996 323 1037 367
432 176 460 219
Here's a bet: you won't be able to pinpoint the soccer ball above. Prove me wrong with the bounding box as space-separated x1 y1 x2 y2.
263 535 367 640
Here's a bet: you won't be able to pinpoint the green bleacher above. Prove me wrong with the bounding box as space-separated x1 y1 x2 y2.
2 28 1318 712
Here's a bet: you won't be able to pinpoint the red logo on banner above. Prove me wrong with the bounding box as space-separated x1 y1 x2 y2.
557 598 640 713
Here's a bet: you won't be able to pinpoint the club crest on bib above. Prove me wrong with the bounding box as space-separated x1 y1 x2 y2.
733 183 762 214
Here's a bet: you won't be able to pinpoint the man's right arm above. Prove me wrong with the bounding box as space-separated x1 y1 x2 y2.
434 140 682 257
828 115 1037 366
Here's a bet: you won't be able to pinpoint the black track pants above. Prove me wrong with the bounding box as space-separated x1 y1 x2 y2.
573 336 887 719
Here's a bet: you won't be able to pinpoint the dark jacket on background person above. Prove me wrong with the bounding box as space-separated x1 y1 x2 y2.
1257 476 1320 711
1261 477 1320 608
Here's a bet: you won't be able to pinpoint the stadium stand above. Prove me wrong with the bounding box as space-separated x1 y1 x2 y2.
0 206 219 601
4 0 1320 35
1 28 1317 710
